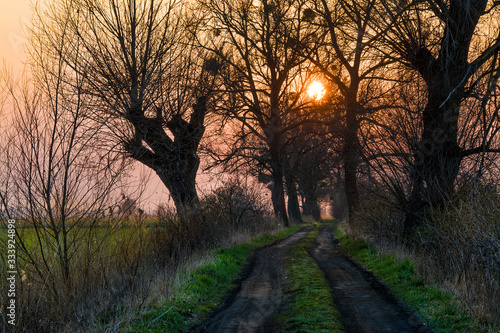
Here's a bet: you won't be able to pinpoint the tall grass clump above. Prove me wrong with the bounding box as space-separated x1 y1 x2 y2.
418 184 500 324
0 177 280 332
352 183 500 327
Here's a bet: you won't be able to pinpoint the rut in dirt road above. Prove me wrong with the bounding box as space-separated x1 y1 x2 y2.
195 228 311 333
313 226 433 333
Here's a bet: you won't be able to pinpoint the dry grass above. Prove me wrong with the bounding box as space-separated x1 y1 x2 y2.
353 184 500 327
0 180 280 332
418 186 500 324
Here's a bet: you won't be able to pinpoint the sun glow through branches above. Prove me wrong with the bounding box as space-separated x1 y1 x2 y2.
307 81 326 101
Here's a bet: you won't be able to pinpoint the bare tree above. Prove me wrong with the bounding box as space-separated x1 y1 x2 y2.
34 0 218 220
0 23 132 331
304 0 397 227
376 0 500 238
283 97 342 222
197 0 319 225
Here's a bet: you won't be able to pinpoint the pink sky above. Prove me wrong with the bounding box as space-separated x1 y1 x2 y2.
0 1 177 214
0 1 32 71
0 2 273 215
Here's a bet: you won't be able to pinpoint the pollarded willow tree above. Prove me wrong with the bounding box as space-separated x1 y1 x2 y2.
376 0 500 238
34 0 218 220
197 0 320 225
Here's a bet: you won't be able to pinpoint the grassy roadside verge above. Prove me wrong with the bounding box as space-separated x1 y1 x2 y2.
334 225 496 333
278 227 343 333
127 225 303 333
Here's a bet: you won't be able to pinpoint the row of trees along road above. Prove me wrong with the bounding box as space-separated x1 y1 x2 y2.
25 0 500 239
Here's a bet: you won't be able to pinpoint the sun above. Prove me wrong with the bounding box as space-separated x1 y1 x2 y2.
307 81 326 101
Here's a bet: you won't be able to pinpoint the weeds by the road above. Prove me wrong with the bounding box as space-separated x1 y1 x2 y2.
0 179 280 332
335 225 499 333
128 225 303 332
278 227 343 333
353 186 500 326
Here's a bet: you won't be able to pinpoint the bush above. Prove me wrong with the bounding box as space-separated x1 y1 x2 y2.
201 178 273 236
151 177 275 266
418 184 500 324
353 183 500 326
353 189 404 243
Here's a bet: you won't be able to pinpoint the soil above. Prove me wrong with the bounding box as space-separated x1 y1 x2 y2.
194 228 312 332
312 226 433 333
195 225 433 333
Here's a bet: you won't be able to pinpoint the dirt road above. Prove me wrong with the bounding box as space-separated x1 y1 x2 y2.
313 226 432 333
195 226 432 333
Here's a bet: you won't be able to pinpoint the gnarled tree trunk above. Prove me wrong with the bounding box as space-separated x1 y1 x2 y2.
126 96 208 221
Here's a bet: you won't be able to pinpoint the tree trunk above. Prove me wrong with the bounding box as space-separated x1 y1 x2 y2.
155 152 201 222
344 101 360 228
285 171 303 223
267 107 289 226
270 160 289 226
404 93 461 239
302 186 320 221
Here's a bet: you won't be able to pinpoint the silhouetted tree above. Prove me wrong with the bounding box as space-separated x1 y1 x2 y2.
198 0 319 225
33 0 218 220
377 0 500 238
304 0 397 228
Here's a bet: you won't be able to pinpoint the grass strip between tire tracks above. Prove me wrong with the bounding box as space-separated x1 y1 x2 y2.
278 226 344 333
128 225 303 332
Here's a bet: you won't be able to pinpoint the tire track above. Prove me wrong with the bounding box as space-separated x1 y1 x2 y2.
195 228 311 333
312 226 433 333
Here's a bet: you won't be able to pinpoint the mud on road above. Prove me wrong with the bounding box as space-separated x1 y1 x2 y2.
194 228 312 333
196 225 432 333
313 226 432 333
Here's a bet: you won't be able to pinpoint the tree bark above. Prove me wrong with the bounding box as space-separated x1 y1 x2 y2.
403 0 489 239
404 93 461 238
285 171 303 223
344 98 360 228
270 159 289 226
269 127 289 226
155 153 201 221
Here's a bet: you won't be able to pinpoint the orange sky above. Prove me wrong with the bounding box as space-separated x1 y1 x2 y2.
0 1 32 71
0 1 268 215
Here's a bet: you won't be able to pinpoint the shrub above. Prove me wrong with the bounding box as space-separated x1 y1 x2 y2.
418 184 500 324
151 177 275 266
353 183 500 326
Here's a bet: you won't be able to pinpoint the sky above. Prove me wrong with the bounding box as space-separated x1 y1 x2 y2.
0 1 177 214
0 1 32 72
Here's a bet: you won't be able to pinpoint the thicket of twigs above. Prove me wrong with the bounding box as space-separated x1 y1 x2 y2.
353 182 500 325
0 179 277 332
